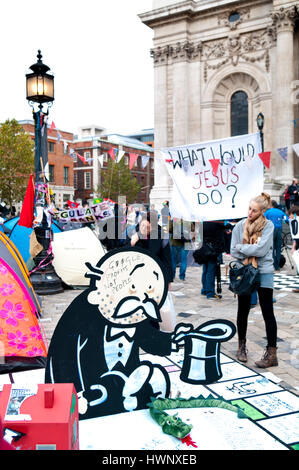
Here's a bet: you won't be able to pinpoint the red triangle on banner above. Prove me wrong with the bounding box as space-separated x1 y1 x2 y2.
129 153 139 170
18 175 35 228
209 159 220 176
258 151 271 169
108 148 115 161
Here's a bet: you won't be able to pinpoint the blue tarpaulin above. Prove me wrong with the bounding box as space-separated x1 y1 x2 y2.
3 217 63 263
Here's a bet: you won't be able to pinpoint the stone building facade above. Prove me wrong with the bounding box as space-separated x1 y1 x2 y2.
140 0 299 208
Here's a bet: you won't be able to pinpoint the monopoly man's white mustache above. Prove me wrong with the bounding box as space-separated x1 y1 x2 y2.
113 296 161 322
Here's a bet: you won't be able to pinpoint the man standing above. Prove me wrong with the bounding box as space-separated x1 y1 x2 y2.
288 179 299 207
264 200 288 271
161 201 170 227
200 221 226 300
169 218 191 281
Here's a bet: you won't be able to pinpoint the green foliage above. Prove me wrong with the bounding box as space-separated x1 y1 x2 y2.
0 119 34 208
99 157 142 203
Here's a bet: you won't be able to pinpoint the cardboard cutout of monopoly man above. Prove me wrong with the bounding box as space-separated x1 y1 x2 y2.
45 247 235 420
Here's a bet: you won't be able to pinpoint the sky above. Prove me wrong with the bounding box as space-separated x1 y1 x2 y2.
0 0 154 135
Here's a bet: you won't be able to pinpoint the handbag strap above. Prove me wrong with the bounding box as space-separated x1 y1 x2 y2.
229 261 245 269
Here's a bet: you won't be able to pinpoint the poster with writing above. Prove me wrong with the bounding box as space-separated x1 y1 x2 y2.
161 132 263 221
5 385 37 421
56 202 114 224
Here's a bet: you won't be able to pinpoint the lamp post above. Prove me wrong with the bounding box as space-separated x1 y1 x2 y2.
26 50 63 294
257 112 265 153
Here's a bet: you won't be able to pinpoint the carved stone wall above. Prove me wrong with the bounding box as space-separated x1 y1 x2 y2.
140 0 299 205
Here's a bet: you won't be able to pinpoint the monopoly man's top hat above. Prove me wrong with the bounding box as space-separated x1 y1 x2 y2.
175 320 236 385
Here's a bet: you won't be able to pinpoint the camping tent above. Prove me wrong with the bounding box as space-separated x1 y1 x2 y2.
51 227 106 287
3 216 63 264
0 232 47 374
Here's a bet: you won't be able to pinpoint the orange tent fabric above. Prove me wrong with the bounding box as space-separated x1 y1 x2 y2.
0 258 47 373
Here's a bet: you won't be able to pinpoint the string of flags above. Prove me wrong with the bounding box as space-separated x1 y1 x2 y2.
70 144 297 175
47 119 299 174
90 149 151 170
47 121 68 151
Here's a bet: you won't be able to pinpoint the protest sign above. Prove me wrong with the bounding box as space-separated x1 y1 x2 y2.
56 201 114 224
161 133 263 221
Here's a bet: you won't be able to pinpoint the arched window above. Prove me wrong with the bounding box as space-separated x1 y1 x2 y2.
231 90 248 136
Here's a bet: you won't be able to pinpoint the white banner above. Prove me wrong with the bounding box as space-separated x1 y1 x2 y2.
161 132 263 221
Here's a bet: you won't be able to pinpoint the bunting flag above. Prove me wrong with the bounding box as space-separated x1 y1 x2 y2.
67 200 79 209
277 147 288 162
258 151 271 169
93 197 102 204
57 131 61 143
113 148 118 160
108 148 115 161
293 143 299 157
50 121 56 132
77 153 88 164
117 150 125 163
18 175 35 228
209 158 220 176
98 154 104 167
63 141 68 153
141 155 149 168
129 153 138 170
70 148 76 161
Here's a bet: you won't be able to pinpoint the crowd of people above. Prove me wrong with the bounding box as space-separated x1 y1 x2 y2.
92 187 299 371
2 182 298 372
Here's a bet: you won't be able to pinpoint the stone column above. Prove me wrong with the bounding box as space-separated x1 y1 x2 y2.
149 52 173 210
272 6 296 183
173 60 189 145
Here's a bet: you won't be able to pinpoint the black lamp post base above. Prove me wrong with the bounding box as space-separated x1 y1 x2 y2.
30 263 64 295
30 238 64 295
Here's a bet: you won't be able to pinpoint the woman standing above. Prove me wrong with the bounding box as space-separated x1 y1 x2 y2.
230 193 278 368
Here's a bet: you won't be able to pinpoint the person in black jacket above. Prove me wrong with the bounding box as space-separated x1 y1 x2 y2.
288 179 299 207
201 221 226 300
129 211 173 288
99 203 127 251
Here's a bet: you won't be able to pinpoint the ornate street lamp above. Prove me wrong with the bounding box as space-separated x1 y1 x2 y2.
256 112 265 153
26 50 54 107
26 50 63 294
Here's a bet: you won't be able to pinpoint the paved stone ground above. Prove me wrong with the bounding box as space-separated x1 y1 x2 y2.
38 250 299 397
